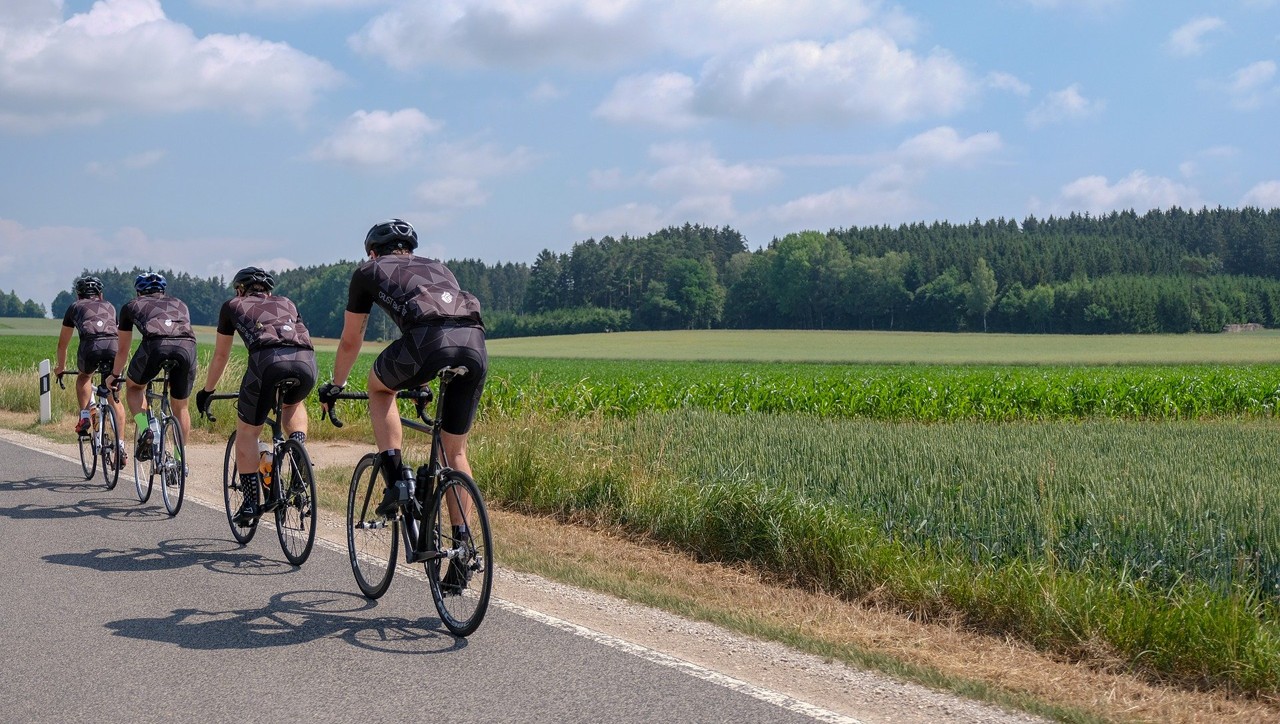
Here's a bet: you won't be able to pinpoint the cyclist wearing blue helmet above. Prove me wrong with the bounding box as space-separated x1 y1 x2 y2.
109 272 198 463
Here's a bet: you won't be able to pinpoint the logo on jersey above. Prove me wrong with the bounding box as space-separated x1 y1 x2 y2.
441 292 454 304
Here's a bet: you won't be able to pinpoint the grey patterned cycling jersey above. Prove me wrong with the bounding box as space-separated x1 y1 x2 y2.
61 298 118 340
217 293 314 352
346 254 483 333
119 293 196 340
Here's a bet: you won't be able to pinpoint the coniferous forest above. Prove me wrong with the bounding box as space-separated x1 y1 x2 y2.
51 206 1280 339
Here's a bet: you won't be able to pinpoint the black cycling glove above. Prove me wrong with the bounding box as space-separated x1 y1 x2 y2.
195 389 213 416
317 382 344 407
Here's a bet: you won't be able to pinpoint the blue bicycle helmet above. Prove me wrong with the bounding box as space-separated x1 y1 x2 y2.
364 218 418 255
134 272 166 294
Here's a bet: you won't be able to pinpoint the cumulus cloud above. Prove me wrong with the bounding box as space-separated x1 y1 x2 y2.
308 109 441 168
1054 171 1201 214
643 142 779 194
1224 60 1278 110
598 29 976 127
349 0 884 70
1027 83 1105 127
195 0 386 13
764 166 918 228
1242 181 1280 209
986 71 1031 96
0 0 341 132
415 177 488 208
896 127 1001 165
1166 16 1225 56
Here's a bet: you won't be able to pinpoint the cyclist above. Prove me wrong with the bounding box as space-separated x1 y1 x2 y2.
195 266 317 525
108 272 198 465
318 218 487 533
54 276 128 465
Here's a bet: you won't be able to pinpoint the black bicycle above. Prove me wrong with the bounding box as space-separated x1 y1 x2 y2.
129 360 186 515
202 379 318 566
57 363 123 489
324 367 493 637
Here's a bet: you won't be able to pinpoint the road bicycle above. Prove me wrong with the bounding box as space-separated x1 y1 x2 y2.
57 364 123 489
129 359 186 516
324 367 493 637
201 379 318 566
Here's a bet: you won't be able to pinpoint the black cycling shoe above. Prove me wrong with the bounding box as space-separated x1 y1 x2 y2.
374 483 408 518
439 559 469 595
232 497 259 527
134 429 153 462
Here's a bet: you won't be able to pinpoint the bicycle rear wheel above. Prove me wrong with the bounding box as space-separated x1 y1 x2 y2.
159 417 185 516
274 439 317 566
133 423 154 503
78 417 97 480
347 454 397 598
99 404 121 490
426 470 493 637
222 431 258 544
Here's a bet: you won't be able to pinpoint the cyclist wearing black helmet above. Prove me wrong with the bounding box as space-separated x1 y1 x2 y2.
109 272 198 463
318 219 487 517
196 266 317 525
55 276 127 460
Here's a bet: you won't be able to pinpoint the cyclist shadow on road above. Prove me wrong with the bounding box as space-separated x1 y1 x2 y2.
44 537 300 577
105 589 463 655
0 496 168 523
0 475 111 495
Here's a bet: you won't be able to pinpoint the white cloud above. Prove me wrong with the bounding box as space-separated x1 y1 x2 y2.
1225 60 1278 110
350 0 885 70
571 202 668 237
528 80 566 102
896 127 1001 165
426 139 539 178
308 109 441 168
195 0 387 13
599 29 976 127
1166 17 1225 56
1242 181 1280 209
1027 83 1105 127
415 177 488 208
0 0 341 132
1017 0 1124 11
986 71 1031 96
764 166 918 228
84 149 167 177
1054 171 1201 214
594 72 699 129
643 142 779 194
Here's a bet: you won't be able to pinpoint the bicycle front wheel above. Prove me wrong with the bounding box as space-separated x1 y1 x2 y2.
427 470 493 637
133 424 154 503
99 405 121 490
222 431 257 544
274 439 317 566
78 417 97 480
159 417 185 516
347 454 397 598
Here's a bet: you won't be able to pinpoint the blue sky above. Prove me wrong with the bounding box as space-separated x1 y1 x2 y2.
1 0 1278 310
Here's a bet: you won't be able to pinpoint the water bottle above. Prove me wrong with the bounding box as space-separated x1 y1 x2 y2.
257 440 273 488
398 465 415 504
148 415 160 440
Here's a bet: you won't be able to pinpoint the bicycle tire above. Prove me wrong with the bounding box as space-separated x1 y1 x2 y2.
78 416 96 480
274 439 317 566
347 453 398 598
159 417 185 516
222 431 258 544
426 470 493 637
133 420 154 503
100 404 121 490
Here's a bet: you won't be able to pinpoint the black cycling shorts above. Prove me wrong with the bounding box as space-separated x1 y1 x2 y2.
372 324 487 435
237 347 317 426
77 337 118 375
127 338 198 400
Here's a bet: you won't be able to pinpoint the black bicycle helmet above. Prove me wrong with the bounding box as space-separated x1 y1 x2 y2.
134 272 166 294
75 276 104 299
232 266 275 292
364 218 418 255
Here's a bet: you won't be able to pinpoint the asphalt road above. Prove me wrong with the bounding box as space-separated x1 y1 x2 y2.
0 438 853 724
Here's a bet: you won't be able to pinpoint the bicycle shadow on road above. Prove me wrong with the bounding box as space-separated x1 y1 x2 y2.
105 589 463 655
0 496 169 523
44 537 299 577
0 475 112 495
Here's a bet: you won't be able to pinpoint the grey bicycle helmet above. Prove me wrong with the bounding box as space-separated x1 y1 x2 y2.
134 272 166 294
364 218 418 255
75 276 104 299
232 266 275 292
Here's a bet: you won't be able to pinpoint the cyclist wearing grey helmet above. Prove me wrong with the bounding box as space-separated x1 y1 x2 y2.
109 272 198 463
55 277 127 459
318 219 487 519
197 266 317 525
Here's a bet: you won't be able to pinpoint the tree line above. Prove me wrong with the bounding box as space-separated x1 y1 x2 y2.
51 205 1280 337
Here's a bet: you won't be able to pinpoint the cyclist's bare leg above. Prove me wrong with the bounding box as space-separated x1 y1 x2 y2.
125 380 147 437
367 369 402 454
234 418 267 471
280 401 308 438
75 372 93 411
171 398 192 448
441 430 475 520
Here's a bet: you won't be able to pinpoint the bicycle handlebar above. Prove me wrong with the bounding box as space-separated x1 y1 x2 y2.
322 388 432 429
56 370 120 402
198 392 239 422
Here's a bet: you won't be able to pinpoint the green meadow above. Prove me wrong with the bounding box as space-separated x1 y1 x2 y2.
3 323 1280 696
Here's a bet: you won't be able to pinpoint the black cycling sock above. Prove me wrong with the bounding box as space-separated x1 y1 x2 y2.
378 449 404 486
239 473 259 499
288 431 306 443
